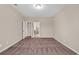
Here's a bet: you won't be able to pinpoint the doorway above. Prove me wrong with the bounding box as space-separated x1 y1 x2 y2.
23 21 40 39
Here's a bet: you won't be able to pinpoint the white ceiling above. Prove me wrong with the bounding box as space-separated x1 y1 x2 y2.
16 4 64 17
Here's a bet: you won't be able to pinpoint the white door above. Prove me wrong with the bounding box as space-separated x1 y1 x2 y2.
23 21 27 39
27 21 32 36
23 21 33 39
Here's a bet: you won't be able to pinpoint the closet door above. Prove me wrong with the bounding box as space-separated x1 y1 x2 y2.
23 21 27 39
27 22 32 37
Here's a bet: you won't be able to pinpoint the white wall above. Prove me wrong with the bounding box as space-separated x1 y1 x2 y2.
0 5 23 52
24 17 54 38
53 5 79 54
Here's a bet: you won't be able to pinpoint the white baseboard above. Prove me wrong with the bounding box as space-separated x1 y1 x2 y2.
55 39 79 55
0 39 22 53
32 36 54 38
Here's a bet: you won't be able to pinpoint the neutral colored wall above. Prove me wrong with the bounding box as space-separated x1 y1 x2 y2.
53 5 79 54
0 5 23 52
24 17 54 38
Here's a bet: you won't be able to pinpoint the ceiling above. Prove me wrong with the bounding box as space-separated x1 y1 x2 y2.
16 4 64 17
